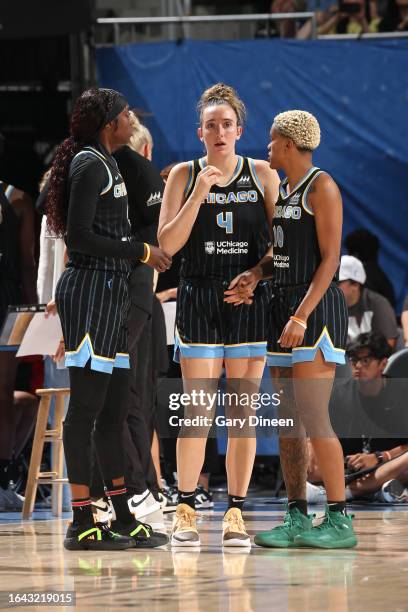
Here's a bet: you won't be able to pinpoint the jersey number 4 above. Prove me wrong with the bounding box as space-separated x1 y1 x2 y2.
216 212 233 234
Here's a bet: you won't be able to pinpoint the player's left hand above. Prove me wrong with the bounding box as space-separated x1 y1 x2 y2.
346 453 378 471
52 339 65 363
224 268 261 306
278 319 305 348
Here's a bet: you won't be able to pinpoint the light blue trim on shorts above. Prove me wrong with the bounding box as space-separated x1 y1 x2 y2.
267 327 345 367
174 329 267 362
224 342 267 359
64 334 130 374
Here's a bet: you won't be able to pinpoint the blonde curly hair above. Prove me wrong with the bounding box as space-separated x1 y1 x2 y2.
273 110 320 151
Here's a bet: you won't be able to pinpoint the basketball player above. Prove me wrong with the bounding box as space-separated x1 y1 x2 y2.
226 110 357 549
158 83 279 547
47 88 171 550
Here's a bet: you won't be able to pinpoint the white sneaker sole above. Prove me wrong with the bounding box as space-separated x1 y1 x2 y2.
171 535 201 547
222 537 251 548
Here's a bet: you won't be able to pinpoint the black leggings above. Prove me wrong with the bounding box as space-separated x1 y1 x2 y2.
63 364 130 486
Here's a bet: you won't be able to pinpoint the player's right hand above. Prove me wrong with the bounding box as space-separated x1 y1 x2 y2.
192 165 223 202
45 299 58 317
145 245 172 273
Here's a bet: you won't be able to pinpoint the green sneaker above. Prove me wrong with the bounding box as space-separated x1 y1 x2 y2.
294 505 357 549
254 506 313 548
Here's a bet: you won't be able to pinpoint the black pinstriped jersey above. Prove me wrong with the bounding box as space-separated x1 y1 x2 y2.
180 156 270 281
272 166 337 286
67 144 133 273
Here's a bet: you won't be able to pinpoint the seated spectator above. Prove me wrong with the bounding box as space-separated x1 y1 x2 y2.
307 332 408 503
338 255 398 349
378 0 408 31
315 0 379 35
402 295 408 347
344 229 396 308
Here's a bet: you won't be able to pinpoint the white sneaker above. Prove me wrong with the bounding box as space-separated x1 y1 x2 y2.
91 497 114 523
306 481 327 505
380 480 408 503
145 507 166 531
222 508 251 548
171 503 200 547
128 491 161 520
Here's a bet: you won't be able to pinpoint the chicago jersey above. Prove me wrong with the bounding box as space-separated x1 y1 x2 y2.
180 156 270 281
272 167 336 286
67 144 132 274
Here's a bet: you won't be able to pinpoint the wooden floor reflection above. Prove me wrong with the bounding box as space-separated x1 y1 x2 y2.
0 508 407 611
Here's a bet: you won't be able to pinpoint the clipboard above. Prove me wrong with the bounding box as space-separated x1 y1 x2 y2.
0 304 46 350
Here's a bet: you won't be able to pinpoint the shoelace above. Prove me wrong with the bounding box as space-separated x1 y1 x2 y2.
313 512 353 532
178 510 195 530
225 514 246 534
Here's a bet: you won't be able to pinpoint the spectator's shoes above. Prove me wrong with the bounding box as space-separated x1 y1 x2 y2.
160 485 178 513
254 507 313 548
294 506 357 549
111 518 168 548
306 482 327 505
381 480 408 503
222 508 251 548
91 498 114 524
171 503 200 547
0 485 24 512
64 522 135 551
195 485 214 509
128 491 161 520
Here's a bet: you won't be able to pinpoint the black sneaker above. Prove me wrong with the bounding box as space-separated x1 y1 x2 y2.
111 519 169 548
64 522 135 551
195 485 214 509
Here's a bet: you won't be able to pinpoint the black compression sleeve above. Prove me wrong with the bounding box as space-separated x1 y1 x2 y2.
66 156 144 260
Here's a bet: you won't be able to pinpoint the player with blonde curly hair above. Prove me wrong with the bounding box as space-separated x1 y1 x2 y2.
159 83 280 547
227 109 357 549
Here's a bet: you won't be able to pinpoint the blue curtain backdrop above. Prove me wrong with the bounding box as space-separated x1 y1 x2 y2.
97 39 408 308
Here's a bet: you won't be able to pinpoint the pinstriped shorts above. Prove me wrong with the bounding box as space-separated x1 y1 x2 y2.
55 267 130 373
267 283 348 367
174 278 271 361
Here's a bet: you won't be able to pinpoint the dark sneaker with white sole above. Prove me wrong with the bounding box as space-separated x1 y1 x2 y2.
64 522 135 551
111 518 169 547
195 485 214 509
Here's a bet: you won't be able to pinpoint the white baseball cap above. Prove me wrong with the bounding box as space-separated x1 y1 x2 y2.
339 255 366 284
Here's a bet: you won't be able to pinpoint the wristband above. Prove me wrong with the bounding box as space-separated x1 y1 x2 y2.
140 243 151 264
290 315 307 330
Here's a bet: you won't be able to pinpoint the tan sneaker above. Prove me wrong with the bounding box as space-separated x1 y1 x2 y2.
171 503 200 547
222 508 251 548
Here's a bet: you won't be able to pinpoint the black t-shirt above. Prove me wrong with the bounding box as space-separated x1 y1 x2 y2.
114 147 164 312
330 377 408 455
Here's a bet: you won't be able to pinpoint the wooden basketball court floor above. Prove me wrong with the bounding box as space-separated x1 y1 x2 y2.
0 503 407 611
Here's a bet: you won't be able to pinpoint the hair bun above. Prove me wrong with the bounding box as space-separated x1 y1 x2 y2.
197 82 246 126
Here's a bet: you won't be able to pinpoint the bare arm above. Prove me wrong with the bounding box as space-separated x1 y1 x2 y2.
402 309 408 347
224 160 279 304
158 162 222 256
279 173 342 348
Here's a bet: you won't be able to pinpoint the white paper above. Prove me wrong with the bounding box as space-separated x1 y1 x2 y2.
17 313 63 357
162 301 177 345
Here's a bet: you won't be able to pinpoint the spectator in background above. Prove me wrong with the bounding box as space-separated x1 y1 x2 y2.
378 0 408 31
0 174 37 511
314 0 379 34
344 228 396 308
307 333 408 504
338 255 398 349
401 296 408 347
